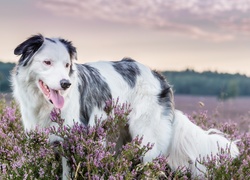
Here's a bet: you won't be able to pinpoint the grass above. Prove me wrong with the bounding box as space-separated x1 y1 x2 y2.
0 98 249 179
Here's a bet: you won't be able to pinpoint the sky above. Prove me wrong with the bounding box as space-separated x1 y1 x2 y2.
1 0 250 75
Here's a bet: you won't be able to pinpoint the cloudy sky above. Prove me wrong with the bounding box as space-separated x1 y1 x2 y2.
1 0 250 75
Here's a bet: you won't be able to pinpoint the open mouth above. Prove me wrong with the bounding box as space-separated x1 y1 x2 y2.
39 80 64 109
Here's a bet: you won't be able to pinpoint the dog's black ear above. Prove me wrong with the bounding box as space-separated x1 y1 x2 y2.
14 34 44 66
59 38 77 60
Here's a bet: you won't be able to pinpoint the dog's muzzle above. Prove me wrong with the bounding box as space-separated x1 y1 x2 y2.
60 79 71 90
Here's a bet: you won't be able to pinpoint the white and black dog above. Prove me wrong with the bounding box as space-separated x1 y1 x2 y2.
12 34 239 178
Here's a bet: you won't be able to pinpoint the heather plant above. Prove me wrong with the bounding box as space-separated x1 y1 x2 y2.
49 99 175 179
0 100 60 179
196 132 250 180
0 98 249 179
190 110 250 179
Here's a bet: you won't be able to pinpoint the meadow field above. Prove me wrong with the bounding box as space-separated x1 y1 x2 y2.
175 95 250 132
0 93 249 179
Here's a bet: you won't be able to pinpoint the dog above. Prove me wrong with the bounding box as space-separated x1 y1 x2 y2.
12 34 239 179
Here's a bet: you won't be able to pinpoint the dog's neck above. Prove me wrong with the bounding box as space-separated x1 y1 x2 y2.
14 77 54 131
22 92 54 131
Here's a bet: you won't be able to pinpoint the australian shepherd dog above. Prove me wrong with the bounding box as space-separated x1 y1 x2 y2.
12 35 239 179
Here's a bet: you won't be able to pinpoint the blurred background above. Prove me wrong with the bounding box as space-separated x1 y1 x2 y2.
1 0 250 131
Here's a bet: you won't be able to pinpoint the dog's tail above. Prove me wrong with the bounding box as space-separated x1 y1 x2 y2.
167 110 239 177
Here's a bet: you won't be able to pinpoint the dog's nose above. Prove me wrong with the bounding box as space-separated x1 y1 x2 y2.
60 79 71 90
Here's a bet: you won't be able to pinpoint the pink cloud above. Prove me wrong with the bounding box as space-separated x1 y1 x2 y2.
37 0 250 42
220 17 250 36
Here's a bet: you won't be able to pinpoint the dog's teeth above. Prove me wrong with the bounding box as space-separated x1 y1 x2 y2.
46 86 50 92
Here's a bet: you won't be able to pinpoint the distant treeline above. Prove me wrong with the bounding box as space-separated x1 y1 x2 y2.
1 61 250 99
0 62 15 92
163 69 250 99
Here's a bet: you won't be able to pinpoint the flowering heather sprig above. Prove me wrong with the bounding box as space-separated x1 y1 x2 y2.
103 98 131 143
188 110 212 130
198 144 240 179
233 132 250 179
190 110 250 179
190 110 240 137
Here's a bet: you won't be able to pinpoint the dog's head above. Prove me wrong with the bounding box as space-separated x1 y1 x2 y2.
14 34 77 109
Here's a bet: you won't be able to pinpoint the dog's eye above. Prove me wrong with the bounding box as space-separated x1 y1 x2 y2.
44 60 51 66
66 63 70 68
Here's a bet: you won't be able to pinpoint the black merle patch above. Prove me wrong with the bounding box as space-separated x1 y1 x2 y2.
77 64 112 125
59 38 77 61
59 38 77 76
45 38 56 43
14 34 44 67
152 70 174 114
112 58 141 88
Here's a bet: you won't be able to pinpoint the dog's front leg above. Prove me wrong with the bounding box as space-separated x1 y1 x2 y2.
49 123 71 179
62 156 71 180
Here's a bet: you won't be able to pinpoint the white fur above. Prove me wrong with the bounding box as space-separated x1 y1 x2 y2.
168 110 239 176
12 35 239 179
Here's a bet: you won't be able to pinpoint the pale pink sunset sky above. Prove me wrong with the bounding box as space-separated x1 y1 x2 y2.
1 0 250 75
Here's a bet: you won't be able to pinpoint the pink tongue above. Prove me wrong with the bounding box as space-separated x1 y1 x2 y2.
49 89 64 109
